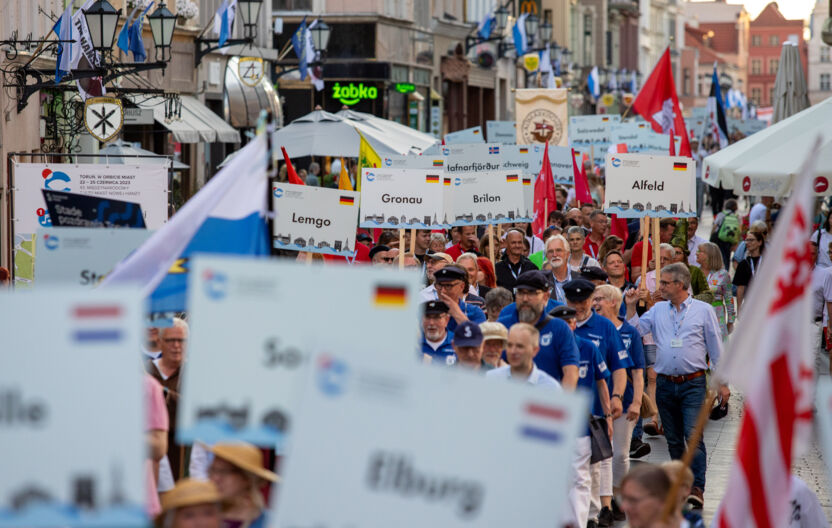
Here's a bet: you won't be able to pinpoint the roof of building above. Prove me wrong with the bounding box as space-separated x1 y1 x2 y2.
751 2 804 27
684 25 729 65
683 1 747 24
700 22 740 53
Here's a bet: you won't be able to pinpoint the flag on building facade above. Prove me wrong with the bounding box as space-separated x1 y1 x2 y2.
512 13 529 56
708 63 729 148
214 0 238 48
53 2 74 84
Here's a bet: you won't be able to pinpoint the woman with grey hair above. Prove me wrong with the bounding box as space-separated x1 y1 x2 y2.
428 233 447 254
696 241 735 340
484 287 513 322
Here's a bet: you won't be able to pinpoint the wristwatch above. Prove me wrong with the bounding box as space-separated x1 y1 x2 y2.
611 394 623 401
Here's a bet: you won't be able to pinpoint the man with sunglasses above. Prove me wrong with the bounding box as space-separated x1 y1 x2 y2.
433 266 486 332
624 263 726 511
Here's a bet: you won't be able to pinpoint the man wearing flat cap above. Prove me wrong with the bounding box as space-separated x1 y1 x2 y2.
431 265 486 332
580 265 608 285
497 270 579 389
420 301 455 365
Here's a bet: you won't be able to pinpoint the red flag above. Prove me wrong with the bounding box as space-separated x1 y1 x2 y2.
572 148 592 205
668 132 676 156
632 47 691 157
281 146 305 185
714 140 821 528
532 142 557 238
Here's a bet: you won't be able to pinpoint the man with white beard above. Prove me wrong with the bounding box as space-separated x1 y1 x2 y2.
497 270 580 389
545 234 573 303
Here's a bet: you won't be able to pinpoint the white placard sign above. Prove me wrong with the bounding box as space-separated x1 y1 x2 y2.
13 162 168 234
0 288 145 527
380 154 445 171
610 123 680 155
569 114 621 166
272 184 360 256
34 227 151 288
445 143 573 184
273 361 588 527
604 153 696 218
359 168 448 229
451 171 531 225
178 257 423 446
486 120 517 144
444 126 484 144
815 378 832 481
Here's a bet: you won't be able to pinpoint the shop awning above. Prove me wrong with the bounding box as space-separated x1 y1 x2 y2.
138 95 240 144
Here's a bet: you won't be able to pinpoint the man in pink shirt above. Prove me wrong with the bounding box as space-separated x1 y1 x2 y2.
144 374 169 516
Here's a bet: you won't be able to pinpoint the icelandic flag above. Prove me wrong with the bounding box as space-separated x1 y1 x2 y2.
213 0 238 48
291 16 309 81
128 2 153 62
477 12 496 40
708 63 729 148
587 66 600 99
99 134 270 313
512 13 529 56
53 2 74 84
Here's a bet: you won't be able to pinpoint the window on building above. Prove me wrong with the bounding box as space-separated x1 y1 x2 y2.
583 12 593 66
821 47 831 63
770 86 775 105
273 0 312 10
822 73 832 91
683 68 690 96
751 59 761 75
769 35 779 46
751 87 761 105
752 35 761 46
769 58 779 74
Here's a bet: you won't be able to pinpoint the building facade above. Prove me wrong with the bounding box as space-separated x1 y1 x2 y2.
808 0 832 104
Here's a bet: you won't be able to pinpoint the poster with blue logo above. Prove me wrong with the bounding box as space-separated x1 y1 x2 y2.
178 256 423 447
272 184 359 256
486 120 516 144
450 171 531 226
273 362 588 527
568 114 621 167
34 228 152 288
359 168 448 229
444 126 484 144
604 153 696 218
0 287 146 527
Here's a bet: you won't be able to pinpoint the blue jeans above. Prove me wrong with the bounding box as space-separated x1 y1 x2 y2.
656 375 707 490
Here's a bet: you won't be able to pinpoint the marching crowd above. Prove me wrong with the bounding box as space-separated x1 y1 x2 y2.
134 165 832 527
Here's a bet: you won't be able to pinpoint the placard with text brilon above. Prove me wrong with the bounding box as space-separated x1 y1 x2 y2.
359 168 448 229
604 153 696 218
178 256 423 447
0 288 145 527
272 183 360 256
272 360 588 528
451 171 531 226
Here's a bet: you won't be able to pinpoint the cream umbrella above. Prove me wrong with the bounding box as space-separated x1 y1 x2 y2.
771 42 810 124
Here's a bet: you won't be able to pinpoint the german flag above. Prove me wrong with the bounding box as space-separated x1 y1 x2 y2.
374 285 407 308
602 117 610 122
443 177 451 186
432 159 444 167
339 195 355 206
519 147 529 154
426 174 440 183
522 177 531 186
673 162 688 171
506 174 519 183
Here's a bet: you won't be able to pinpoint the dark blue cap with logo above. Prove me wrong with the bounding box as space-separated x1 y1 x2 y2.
563 279 596 301
515 270 553 291
453 321 484 347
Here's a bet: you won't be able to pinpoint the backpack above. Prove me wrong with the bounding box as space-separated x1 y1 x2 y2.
717 212 741 244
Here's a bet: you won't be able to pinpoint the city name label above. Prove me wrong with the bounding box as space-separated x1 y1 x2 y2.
603 153 696 218
451 171 532 226
359 168 448 229
273 183 360 257
178 257 422 447
273 357 589 526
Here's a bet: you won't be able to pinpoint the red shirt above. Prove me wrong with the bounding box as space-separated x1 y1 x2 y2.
445 243 478 261
583 235 603 260
630 240 653 269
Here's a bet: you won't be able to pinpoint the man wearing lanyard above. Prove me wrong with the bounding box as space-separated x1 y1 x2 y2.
495 229 538 291
547 234 573 303
583 211 608 261
624 263 728 511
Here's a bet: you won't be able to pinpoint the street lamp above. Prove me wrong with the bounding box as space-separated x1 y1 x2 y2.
311 21 331 52
495 5 509 33
148 2 177 62
237 0 263 40
539 19 553 44
524 13 539 43
83 0 122 54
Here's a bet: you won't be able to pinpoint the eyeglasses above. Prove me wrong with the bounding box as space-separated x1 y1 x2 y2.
658 280 679 286
435 281 462 290
163 338 187 344
382 257 395 262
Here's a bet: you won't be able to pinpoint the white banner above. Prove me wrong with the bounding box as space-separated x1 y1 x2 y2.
13 163 168 235
486 120 517 144
359 168 448 229
273 360 588 527
451 171 531 225
569 114 621 166
445 126 484 144
380 154 445 171
178 257 423 446
0 287 145 527
445 143 573 184
272 184 360 256
604 153 696 218
34 227 152 288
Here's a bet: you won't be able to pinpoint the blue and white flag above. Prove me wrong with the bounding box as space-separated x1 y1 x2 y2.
477 12 496 40
100 135 270 313
305 19 324 90
587 66 600 99
512 13 528 56
608 69 618 92
128 2 153 62
539 47 555 88
53 2 74 84
291 16 309 81
213 0 238 47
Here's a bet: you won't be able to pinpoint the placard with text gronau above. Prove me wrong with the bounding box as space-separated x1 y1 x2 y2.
359 168 449 229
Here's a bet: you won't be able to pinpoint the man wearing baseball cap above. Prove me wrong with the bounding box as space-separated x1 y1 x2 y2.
431 265 486 332
420 301 455 365
497 270 580 389
452 320 487 370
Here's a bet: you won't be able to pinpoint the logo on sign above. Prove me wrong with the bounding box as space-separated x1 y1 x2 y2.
454 177 461 186
238 57 265 87
84 96 124 143
519 402 567 444
332 82 378 106
366 172 375 182
384 158 392 167
317 355 348 396
442 147 450 155
43 168 71 191
611 157 622 168
742 176 751 192
71 304 124 344
202 269 228 300
273 187 284 198
815 177 829 193
43 234 59 250
541 332 552 346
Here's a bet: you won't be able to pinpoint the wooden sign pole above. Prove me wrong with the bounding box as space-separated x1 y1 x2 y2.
653 217 662 281
409 228 416 256
640 217 649 287
398 229 405 269
488 224 496 266
305 251 313 264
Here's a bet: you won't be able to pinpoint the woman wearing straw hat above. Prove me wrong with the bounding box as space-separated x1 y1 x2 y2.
207 442 278 528
156 478 222 528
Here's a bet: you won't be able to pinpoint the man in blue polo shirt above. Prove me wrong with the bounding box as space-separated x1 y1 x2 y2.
434 265 486 332
498 270 579 390
420 300 455 365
